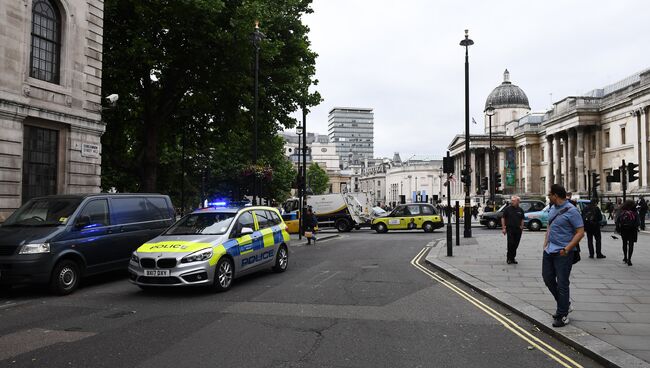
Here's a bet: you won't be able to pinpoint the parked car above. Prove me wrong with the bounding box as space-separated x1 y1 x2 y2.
524 199 607 231
0 194 175 295
480 199 546 229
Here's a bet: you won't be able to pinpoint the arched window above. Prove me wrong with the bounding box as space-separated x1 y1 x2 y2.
30 0 61 83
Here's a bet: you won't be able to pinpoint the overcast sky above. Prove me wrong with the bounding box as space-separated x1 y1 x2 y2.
288 0 649 159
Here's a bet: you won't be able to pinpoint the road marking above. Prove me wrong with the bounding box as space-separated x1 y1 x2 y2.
410 247 583 368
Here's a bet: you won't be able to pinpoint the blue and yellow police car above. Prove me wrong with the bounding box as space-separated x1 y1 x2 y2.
128 205 290 291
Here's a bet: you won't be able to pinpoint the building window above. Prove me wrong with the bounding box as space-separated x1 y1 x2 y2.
22 125 59 202
604 130 610 148
591 134 596 151
30 0 61 84
620 126 626 145
604 169 612 191
541 147 545 161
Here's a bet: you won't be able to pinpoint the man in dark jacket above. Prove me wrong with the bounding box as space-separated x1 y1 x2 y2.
303 207 318 245
583 199 605 259
501 196 525 264
638 196 648 231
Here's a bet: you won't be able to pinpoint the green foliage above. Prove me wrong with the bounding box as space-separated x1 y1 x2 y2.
307 163 329 195
101 0 320 210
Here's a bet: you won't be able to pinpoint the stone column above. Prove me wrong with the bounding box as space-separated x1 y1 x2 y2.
546 135 554 191
470 149 476 192
638 108 649 188
525 145 533 193
554 135 562 186
563 134 569 188
566 130 575 191
576 127 585 192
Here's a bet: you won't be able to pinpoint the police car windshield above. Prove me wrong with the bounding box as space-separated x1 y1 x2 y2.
164 212 235 235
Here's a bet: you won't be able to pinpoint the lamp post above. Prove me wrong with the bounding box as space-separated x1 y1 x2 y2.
485 104 495 211
252 21 264 205
459 29 474 238
296 125 304 240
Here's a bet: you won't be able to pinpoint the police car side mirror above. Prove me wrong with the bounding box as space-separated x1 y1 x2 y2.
240 227 254 236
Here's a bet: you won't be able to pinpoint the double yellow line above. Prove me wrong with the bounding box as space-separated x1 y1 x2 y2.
410 247 583 368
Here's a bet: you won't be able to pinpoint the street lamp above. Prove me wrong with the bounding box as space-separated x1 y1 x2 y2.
459 29 474 238
296 125 304 240
485 104 495 211
252 21 265 205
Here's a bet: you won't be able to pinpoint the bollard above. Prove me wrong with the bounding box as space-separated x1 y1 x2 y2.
455 201 460 245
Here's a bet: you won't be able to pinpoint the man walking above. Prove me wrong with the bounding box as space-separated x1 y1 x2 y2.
543 184 584 327
638 196 648 231
501 195 524 264
583 199 605 259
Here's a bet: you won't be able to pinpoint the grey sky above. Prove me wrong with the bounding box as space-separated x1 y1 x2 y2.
289 0 649 159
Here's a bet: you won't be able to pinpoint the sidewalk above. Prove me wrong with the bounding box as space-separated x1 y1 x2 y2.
426 231 650 368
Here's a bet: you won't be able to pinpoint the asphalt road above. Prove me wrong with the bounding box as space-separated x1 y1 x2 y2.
0 228 602 368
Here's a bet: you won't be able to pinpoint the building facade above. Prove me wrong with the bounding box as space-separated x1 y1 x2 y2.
328 107 374 169
0 0 105 221
448 68 650 204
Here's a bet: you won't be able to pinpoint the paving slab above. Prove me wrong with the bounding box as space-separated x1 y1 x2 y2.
426 230 650 368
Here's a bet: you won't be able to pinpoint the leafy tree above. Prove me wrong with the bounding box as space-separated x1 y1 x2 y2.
101 0 320 210
307 163 329 195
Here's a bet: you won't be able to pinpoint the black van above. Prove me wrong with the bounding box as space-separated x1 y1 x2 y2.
0 194 175 295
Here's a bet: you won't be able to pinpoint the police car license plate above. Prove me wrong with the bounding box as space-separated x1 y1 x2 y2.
144 270 170 277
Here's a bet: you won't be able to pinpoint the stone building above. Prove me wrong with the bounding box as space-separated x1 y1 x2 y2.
0 0 105 221
448 68 650 203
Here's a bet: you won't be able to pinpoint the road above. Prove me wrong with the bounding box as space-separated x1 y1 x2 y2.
0 228 601 368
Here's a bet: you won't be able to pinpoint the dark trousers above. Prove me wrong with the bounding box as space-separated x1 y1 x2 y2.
506 228 522 261
622 238 635 261
586 226 602 257
640 211 647 230
542 251 573 317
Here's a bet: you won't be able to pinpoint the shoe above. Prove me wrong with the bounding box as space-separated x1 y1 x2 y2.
623 258 628 263
506 259 513 264
588 254 594 259
512 260 518 264
596 254 606 259
553 315 570 328
552 304 574 319
628 261 633 266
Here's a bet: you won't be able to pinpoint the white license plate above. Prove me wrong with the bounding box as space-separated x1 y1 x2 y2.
144 270 170 277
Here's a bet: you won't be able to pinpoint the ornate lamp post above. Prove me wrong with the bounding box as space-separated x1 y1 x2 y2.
252 21 265 205
296 125 304 239
459 29 474 238
485 104 495 211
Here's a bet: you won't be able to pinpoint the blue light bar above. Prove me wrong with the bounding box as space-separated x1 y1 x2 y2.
207 201 228 207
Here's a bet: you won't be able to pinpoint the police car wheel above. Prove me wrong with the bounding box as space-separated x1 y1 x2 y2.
273 245 289 273
49 260 81 295
213 258 234 292
376 223 388 233
423 222 434 233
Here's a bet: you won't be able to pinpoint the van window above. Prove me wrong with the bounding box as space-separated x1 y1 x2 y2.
254 210 271 229
77 199 110 227
3 197 81 226
146 197 171 220
112 197 149 224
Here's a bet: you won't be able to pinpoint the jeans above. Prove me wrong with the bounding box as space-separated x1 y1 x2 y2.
506 228 522 261
542 251 573 317
586 226 602 256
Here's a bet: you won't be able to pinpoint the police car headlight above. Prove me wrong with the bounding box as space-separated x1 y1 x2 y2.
131 252 139 264
181 248 213 264
19 243 50 254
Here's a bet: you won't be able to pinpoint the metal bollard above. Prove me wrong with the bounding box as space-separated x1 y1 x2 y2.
455 201 460 245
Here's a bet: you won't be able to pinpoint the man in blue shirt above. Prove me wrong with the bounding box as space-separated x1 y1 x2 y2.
543 184 584 327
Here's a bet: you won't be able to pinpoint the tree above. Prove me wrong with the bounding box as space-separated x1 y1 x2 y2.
101 0 320 209
307 163 329 195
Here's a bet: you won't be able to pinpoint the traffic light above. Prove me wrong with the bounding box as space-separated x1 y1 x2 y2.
443 156 454 174
606 169 621 183
628 162 639 182
592 173 600 189
495 172 502 193
480 176 488 191
460 169 471 185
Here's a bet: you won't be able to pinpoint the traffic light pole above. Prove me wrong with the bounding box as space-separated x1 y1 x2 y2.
622 160 627 203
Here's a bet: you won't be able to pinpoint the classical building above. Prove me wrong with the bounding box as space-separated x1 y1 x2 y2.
328 107 374 169
0 0 105 221
448 68 650 204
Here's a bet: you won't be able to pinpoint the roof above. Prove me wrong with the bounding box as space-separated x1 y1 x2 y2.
33 193 168 199
582 67 650 98
485 69 530 110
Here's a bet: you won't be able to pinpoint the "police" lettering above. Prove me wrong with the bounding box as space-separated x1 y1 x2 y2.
241 249 275 266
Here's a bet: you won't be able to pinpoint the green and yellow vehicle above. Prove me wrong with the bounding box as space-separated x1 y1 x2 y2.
371 203 444 233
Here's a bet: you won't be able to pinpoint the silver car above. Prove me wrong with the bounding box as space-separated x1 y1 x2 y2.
128 206 290 291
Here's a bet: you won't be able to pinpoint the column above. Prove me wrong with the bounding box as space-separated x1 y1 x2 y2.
639 108 649 188
546 135 554 192
525 145 533 193
554 135 562 186
566 130 574 191
563 134 569 188
576 127 585 192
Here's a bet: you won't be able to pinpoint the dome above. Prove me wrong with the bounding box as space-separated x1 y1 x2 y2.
485 69 530 110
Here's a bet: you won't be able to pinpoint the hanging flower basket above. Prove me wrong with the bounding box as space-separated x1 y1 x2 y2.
241 164 273 180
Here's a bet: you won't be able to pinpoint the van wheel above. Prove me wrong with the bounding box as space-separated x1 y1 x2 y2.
336 219 350 232
423 222 435 233
49 260 81 295
273 245 289 273
213 258 234 292
375 223 388 233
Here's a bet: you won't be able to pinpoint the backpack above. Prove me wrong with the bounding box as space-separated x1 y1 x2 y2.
619 210 637 230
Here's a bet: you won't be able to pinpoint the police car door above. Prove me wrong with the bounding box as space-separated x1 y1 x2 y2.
252 210 277 267
232 210 260 272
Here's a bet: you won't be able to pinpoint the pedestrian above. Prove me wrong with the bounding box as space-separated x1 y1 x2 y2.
638 196 648 231
606 200 615 220
303 207 318 245
472 206 479 220
501 195 525 264
583 199 605 259
615 200 640 266
543 184 584 327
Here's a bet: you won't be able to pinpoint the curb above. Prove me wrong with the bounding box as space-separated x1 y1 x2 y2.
425 247 650 368
290 233 340 246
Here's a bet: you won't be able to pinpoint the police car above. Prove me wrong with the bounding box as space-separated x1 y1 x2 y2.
128 205 290 291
